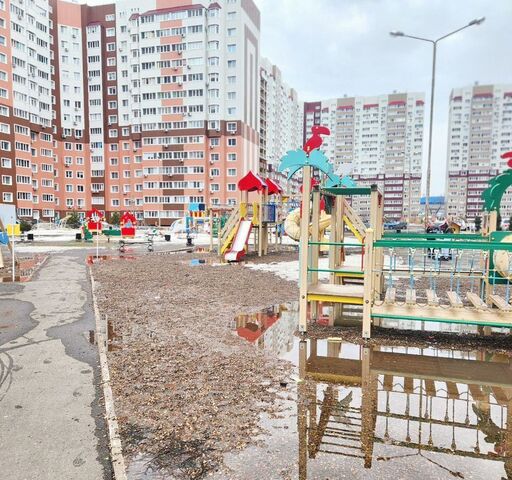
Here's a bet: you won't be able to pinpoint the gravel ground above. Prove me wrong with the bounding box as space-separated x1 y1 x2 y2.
92 252 298 479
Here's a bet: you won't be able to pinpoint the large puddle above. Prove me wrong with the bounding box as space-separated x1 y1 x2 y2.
221 305 512 479
127 304 512 479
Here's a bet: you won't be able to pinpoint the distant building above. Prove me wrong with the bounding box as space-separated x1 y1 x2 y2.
445 83 512 220
304 92 425 220
259 58 303 195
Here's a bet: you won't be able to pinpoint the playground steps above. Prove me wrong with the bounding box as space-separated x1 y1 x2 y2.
466 292 488 310
489 294 512 312
342 200 366 242
307 283 364 305
384 288 396 305
219 205 240 254
426 289 439 306
447 291 464 308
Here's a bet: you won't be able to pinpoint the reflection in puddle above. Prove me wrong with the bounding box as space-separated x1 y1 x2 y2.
296 339 512 479
234 302 298 357
226 305 512 479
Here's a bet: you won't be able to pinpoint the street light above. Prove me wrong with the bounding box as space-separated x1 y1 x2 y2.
390 17 485 226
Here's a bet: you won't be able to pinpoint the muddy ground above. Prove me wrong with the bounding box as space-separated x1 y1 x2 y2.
92 251 298 479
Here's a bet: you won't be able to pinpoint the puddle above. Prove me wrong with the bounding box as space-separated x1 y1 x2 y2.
124 304 512 479
233 302 298 357
220 306 512 480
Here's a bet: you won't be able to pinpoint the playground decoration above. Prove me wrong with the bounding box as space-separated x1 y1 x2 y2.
120 211 137 238
279 129 512 338
86 208 103 233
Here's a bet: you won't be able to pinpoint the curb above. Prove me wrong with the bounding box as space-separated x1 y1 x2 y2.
88 266 128 480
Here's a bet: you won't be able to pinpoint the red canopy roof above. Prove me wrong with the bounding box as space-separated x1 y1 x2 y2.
238 171 268 192
265 178 283 195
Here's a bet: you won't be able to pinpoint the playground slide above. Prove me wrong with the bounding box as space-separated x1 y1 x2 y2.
225 220 252 262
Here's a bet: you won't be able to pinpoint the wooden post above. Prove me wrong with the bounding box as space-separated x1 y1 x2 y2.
362 228 374 339
310 189 320 319
299 166 312 333
361 346 377 468
298 340 308 480
369 186 383 298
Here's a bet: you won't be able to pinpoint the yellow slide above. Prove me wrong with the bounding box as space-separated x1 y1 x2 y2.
284 208 331 241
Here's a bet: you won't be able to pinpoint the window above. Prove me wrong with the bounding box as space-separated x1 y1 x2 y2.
228 168 236 176
107 86 116 95
227 138 237 146
2 175 12 185
107 57 116 66
227 122 237 132
227 60 236 68
227 28 236 37
106 28 115 37
2 192 12 202
210 138 219 147
228 153 237 161
227 44 236 53
227 107 236 115
227 183 236 191
210 183 219 192
1 157 11 168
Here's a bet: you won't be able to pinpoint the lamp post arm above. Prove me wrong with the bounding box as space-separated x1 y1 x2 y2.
435 23 473 43
399 34 434 43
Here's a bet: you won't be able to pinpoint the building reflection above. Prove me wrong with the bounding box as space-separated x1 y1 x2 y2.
298 339 512 479
234 302 298 356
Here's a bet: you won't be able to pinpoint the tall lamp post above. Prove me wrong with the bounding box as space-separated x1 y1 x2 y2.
390 17 485 226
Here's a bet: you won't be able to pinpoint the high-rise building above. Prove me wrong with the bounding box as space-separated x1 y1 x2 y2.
259 58 302 194
304 92 425 220
445 83 512 220
0 0 262 225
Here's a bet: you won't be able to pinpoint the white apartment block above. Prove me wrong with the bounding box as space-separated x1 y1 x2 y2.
445 83 512 220
259 57 302 194
304 92 425 220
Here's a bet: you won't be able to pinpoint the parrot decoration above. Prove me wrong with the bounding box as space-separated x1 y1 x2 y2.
278 125 356 188
481 151 512 212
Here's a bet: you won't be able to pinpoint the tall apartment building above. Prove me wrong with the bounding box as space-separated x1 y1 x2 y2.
445 83 512 220
304 92 425 220
0 0 261 225
259 57 302 194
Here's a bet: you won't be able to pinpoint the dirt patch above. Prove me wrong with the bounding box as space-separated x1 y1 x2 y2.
92 253 298 478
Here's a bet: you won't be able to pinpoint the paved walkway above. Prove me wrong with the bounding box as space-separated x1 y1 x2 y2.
0 253 111 479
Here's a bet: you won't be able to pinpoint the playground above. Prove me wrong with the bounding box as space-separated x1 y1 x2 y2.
3 131 512 480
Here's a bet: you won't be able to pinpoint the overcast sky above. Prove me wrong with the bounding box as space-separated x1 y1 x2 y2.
254 0 512 195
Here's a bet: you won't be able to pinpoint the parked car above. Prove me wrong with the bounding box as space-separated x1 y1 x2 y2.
384 221 407 232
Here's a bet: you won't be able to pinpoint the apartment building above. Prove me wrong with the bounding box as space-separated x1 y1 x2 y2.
259 57 302 195
445 83 512 220
0 0 261 225
304 92 425 220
